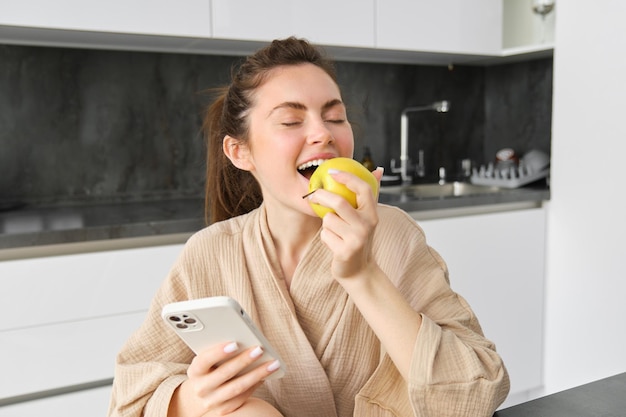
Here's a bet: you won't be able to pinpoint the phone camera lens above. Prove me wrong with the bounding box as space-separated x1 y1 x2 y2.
184 318 196 324
169 316 181 322
176 323 188 329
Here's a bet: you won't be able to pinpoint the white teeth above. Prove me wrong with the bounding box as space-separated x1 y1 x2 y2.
297 159 329 171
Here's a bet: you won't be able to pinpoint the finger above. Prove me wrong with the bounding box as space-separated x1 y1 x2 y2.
372 166 384 183
321 214 369 258
308 176 375 219
188 341 240 377
220 359 281 398
194 380 262 416
208 345 270 384
326 171 379 217
199 359 281 414
190 345 269 399
209 382 263 416
329 170 377 202
307 188 355 218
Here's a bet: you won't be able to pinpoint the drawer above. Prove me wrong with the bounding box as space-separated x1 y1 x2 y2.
0 244 181 330
0 386 111 417
0 311 143 400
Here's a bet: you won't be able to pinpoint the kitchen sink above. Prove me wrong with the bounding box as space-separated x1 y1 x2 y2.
379 181 503 199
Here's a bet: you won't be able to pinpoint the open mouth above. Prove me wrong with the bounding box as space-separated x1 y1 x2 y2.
297 159 328 180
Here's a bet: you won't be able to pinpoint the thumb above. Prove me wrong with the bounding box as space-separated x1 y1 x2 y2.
372 167 384 182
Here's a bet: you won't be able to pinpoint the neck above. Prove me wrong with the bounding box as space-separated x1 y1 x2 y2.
266 207 320 251
265 206 321 285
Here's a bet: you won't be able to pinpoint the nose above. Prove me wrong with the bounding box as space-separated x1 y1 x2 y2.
306 119 334 145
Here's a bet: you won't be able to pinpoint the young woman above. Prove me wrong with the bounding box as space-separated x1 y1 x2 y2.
108 37 509 417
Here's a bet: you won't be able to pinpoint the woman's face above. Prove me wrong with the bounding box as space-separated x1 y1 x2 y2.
243 63 354 217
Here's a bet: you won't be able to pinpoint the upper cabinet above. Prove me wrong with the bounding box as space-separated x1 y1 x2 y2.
0 0 211 38
376 0 503 56
0 0 553 65
211 0 375 48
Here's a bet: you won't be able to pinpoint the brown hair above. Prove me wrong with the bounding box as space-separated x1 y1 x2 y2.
203 37 338 224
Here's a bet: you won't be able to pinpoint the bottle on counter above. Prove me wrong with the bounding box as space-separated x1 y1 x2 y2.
361 146 375 171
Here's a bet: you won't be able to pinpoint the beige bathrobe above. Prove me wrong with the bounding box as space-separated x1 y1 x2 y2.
108 203 509 417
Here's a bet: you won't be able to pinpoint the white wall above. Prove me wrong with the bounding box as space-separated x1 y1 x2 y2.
544 1 626 394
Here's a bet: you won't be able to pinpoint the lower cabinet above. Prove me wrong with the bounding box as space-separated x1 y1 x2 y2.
417 207 546 408
0 386 111 417
0 244 184 413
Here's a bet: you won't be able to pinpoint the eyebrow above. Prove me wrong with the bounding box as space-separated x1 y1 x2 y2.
268 99 344 117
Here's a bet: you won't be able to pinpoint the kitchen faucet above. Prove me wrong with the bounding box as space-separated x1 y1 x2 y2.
391 100 450 184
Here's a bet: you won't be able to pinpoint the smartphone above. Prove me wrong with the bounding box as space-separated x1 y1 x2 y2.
161 296 285 379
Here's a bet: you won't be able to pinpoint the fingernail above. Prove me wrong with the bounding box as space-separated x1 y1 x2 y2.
267 360 281 372
224 342 238 353
250 346 263 359
328 169 340 174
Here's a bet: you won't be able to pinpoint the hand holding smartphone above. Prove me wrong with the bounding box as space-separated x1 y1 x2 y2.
161 296 285 379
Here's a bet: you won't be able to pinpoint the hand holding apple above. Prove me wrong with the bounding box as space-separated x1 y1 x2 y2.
306 157 379 218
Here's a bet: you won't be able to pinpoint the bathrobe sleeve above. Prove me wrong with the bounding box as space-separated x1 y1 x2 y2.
353 205 510 417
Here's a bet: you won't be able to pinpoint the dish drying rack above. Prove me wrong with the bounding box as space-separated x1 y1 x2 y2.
470 162 549 188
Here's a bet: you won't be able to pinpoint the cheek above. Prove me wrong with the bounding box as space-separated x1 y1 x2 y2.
335 126 354 155
266 138 300 160
251 135 299 169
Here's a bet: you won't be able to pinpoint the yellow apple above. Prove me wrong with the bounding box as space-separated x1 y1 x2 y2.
308 157 379 218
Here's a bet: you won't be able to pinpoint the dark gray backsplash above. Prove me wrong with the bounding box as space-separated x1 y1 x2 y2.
0 44 552 206
484 58 553 160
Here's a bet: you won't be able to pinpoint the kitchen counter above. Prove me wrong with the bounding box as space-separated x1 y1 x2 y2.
0 198 205 259
493 372 626 417
0 184 549 259
378 183 549 214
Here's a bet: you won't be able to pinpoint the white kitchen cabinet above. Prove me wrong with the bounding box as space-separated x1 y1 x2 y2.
0 312 144 400
211 0 375 48
0 386 111 417
0 244 183 411
0 0 211 38
0 0 552 65
376 0 503 56
417 207 546 407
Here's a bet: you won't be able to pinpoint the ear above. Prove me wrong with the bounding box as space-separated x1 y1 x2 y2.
223 135 254 171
